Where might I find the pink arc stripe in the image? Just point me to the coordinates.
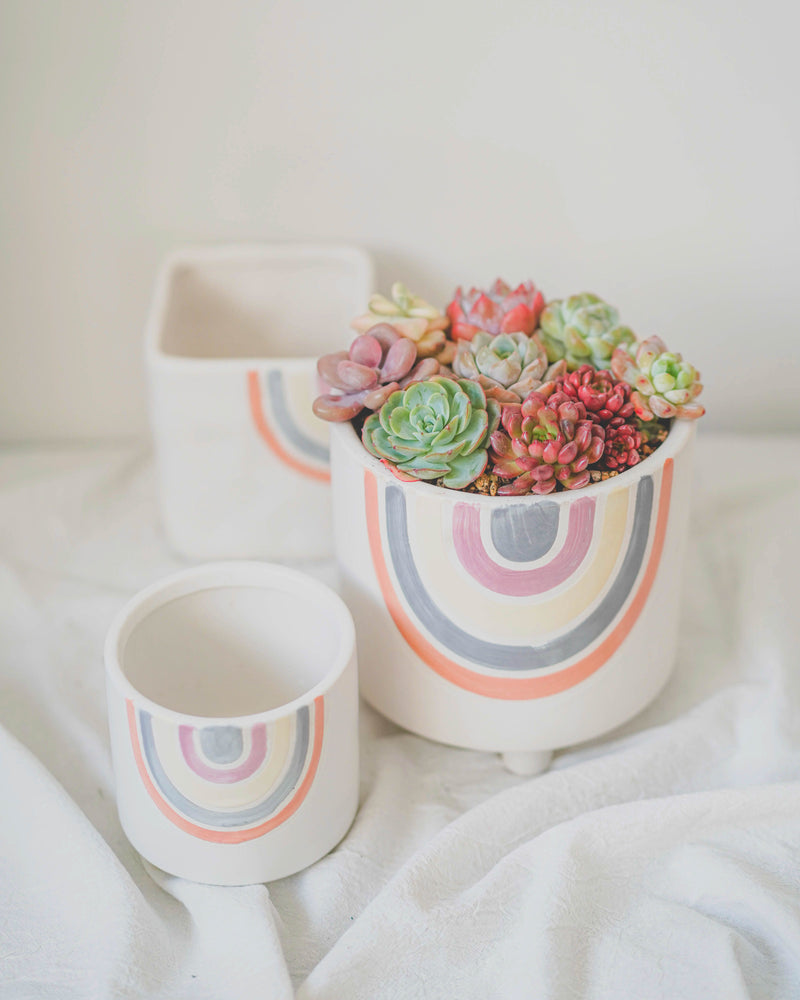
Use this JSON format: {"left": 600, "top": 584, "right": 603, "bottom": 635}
{"left": 453, "top": 496, "right": 596, "bottom": 596}
{"left": 179, "top": 725, "right": 268, "bottom": 783}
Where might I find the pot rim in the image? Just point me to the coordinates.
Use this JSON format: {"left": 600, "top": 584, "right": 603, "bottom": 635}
{"left": 144, "top": 242, "right": 374, "bottom": 370}
{"left": 331, "top": 415, "right": 695, "bottom": 507}
{"left": 104, "top": 561, "right": 356, "bottom": 726}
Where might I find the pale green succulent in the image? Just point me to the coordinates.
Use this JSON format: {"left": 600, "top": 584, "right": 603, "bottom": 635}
{"left": 362, "top": 376, "right": 500, "bottom": 489}
{"left": 539, "top": 293, "right": 636, "bottom": 371}
{"left": 452, "top": 332, "right": 566, "bottom": 402}
{"left": 611, "top": 336, "right": 705, "bottom": 420}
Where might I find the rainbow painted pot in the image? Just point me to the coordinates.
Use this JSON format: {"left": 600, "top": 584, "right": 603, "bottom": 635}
{"left": 331, "top": 419, "right": 695, "bottom": 773}
{"left": 105, "top": 562, "right": 359, "bottom": 884}
{"left": 146, "top": 244, "right": 374, "bottom": 560}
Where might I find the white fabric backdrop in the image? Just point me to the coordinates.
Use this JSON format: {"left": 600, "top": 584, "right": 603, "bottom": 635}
{"left": 1, "top": 434, "right": 799, "bottom": 999}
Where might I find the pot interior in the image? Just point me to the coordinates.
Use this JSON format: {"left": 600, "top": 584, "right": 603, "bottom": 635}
{"left": 120, "top": 582, "right": 342, "bottom": 717}
{"left": 160, "top": 255, "right": 359, "bottom": 359}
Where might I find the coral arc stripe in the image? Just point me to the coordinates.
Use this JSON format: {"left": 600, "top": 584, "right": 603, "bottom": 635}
{"left": 453, "top": 496, "right": 596, "bottom": 595}
{"left": 246, "top": 370, "right": 330, "bottom": 482}
{"left": 126, "top": 698, "right": 325, "bottom": 844}
{"left": 179, "top": 724, "right": 268, "bottom": 783}
{"left": 364, "top": 459, "right": 673, "bottom": 699}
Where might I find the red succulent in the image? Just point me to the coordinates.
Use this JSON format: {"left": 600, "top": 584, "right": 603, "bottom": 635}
{"left": 602, "top": 417, "right": 643, "bottom": 470}
{"left": 446, "top": 279, "right": 545, "bottom": 342}
{"left": 550, "top": 364, "right": 634, "bottom": 424}
{"left": 489, "top": 387, "right": 606, "bottom": 495}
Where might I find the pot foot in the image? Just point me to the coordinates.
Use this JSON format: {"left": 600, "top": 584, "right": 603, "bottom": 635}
{"left": 501, "top": 749, "right": 553, "bottom": 776}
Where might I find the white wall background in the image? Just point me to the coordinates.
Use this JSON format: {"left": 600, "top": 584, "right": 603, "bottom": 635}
{"left": 1, "top": 0, "right": 798, "bottom": 441}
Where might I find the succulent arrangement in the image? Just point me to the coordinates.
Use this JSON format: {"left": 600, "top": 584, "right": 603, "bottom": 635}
{"left": 315, "top": 281, "right": 705, "bottom": 494}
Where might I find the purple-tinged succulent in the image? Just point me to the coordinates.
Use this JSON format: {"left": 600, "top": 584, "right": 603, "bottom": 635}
{"left": 313, "top": 325, "right": 439, "bottom": 422}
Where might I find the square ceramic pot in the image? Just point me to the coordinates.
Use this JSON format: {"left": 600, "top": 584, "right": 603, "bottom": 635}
{"left": 331, "top": 419, "right": 696, "bottom": 774}
{"left": 146, "top": 244, "right": 374, "bottom": 560}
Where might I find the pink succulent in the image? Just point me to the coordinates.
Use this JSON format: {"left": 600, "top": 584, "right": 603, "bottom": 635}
{"left": 446, "top": 279, "right": 546, "bottom": 342}
{"left": 312, "top": 325, "right": 439, "bottom": 422}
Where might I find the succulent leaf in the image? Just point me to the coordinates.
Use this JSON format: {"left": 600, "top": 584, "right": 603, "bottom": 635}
{"left": 381, "top": 336, "right": 417, "bottom": 381}
{"left": 349, "top": 334, "right": 383, "bottom": 368}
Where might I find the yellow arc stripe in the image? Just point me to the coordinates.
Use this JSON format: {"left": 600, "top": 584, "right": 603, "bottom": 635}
{"left": 279, "top": 368, "right": 330, "bottom": 447}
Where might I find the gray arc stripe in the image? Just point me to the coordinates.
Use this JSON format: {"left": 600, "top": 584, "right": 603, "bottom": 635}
{"left": 266, "top": 370, "right": 330, "bottom": 463}
{"left": 140, "top": 706, "right": 309, "bottom": 828}
{"left": 490, "top": 501, "right": 561, "bottom": 562}
{"left": 385, "top": 476, "right": 654, "bottom": 671}
{"left": 200, "top": 726, "right": 243, "bottom": 764}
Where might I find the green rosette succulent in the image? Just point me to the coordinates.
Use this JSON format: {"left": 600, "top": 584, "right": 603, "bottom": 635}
{"left": 452, "top": 331, "right": 567, "bottom": 402}
{"left": 362, "top": 376, "right": 500, "bottom": 489}
{"left": 539, "top": 293, "right": 636, "bottom": 371}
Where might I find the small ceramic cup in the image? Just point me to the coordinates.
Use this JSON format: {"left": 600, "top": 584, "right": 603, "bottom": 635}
{"left": 104, "top": 562, "right": 358, "bottom": 885}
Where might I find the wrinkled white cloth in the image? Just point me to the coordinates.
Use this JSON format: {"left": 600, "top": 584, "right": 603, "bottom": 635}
{"left": 1, "top": 435, "right": 799, "bottom": 1000}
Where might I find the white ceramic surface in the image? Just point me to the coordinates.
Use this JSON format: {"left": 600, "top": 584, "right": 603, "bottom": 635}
{"left": 146, "top": 243, "right": 374, "bottom": 560}
{"left": 331, "top": 419, "right": 696, "bottom": 764}
{"left": 105, "top": 562, "right": 359, "bottom": 885}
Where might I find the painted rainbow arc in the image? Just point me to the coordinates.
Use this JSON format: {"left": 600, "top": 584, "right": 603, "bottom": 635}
{"left": 365, "top": 459, "right": 673, "bottom": 700}
{"left": 247, "top": 369, "right": 330, "bottom": 482}
{"left": 127, "top": 696, "right": 325, "bottom": 843}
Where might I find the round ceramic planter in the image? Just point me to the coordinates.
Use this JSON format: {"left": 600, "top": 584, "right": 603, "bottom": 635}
{"left": 331, "top": 419, "right": 695, "bottom": 774}
{"left": 105, "top": 562, "right": 359, "bottom": 884}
